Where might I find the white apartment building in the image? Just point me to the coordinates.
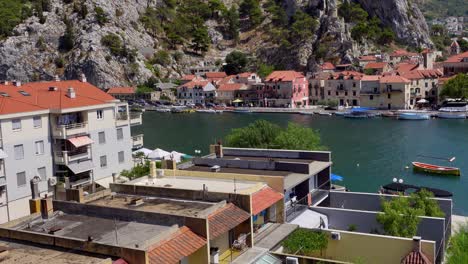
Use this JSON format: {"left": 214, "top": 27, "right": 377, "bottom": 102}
{"left": 176, "top": 80, "right": 217, "bottom": 105}
{"left": 0, "top": 77, "right": 142, "bottom": 223}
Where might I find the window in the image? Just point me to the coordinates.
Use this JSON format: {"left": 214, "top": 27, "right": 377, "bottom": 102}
{"left": 33, "top": 116, "right": 42, "bottom": 128}
{"left": 97, "top": 110, "right": 104, "bottom": 120}
{"left": 118, "top": 151, "right": 125, "bottom": 163}
{"left": 345, "top": 92, "right": 348, "bottom": 96}
{"left": 17, "top": 172, "right": 26, "bottom": 187}
{"left": 116, "top": 128, "right": 123, "bottom": 140}
{"left": 35, "top": 140, "right": 44, "bottom": 155}
{"left": 100, "top": 155, "right": 107, "bottom": 168}
{"left": 12, "top": 119, "right": 21, "bottom": 131}
{"left": 335, "top": 91, "right": 338, "bottom": 96}
{"left": 353, "top": 91, "right": 356, "bottom": 96}
{"left": 98, "top": 132, "right": 106, "bottom": 144}
{"left": 14, "top": 145, "right": 24, "bottom": 160}
{"left": 38, "top": 167, "right": 46, "bottom": 181}
{"left": 425, "top": 83, "right": 428, "bottom": 88}
{"left": 370, "top": 95, "right": 374, "bottom": 100}
{"left": 388, "top": 94, "right": 391, "bottom": 99}
{"left": 353, "top": 82, "right": 356, "bottom": 88}
{"left": 327, "top": 91, "right": 331, "bottom": 96}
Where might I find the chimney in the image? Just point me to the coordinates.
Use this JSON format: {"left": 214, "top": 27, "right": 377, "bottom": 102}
{"left": 162, "top": 159, "right": 177, "bottom": 170}
{"left": 13, "top": 80, "right": 21, "bottom": 87}
{"left": 412, "top": 236, "right": 422, "bottom": 252}
{"left": 54, "top": 75, "right": 60, "bottom": 82}
{"left": 149, "top": 161, "right": 157, "bottom": 178}
{"left": 66, "top": 87, "right": 76, "bottom": 98}
{"left": 80, "top": 74, "right": 87, "bottom": 83}
{"left": 40, "top": 197, "right": 53, "bottom": 219}
{"left": 30, "top": 177, "right": 40, "bottom": 199}
{"left": 214, "top": 143, "right": 223, "bottom": 158}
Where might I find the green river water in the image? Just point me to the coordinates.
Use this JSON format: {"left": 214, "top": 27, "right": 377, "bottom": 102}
{"left": 133, "top": 112, "right": 468, "bottom": 215}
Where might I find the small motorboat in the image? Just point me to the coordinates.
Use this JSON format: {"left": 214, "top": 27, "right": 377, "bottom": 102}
{"left": 155, "top": 108, "right": 171, "bottom": 113}
{"left": 412, "top": 161, "right": 460, "bottom": 176}
{"left": 398, "top": 112, "right": 430, "bottom": 120}
{"left": 196, "top": 109, "right": 217, "bottom": 114}
{"left": 232, "top": 109, "right": 252, "bottom": 114}
{"left": 334, "top": 111, "right": 346, "bottom": 116}
{"left": 381, "top": 111, "right": 396, "bottom": 118}
{"left": 299, "top": 111, "right": 314, "bottom": 115}
{"left": 318, "top": 112, "right": 332, "bottom": 116}
{"left": 437, "top": 111, "right": 466, "bottom": 119}
{"left": 344, "top": 111, "right": 376, "bottom": 119}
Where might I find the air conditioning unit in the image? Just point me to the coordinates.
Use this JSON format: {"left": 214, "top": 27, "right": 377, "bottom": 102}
{"left": 48, "top": 177, "right": 58, "bottom": 186}
{"left": 286, "top": 257, "right": 299, "bottom": 264}
{"left": 331, "top": 231, "right": 341, "bottom": 240}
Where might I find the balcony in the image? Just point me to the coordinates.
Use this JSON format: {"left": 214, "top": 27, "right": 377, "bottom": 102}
{"left": 132, "top": 134, "right": 144, "bottom": 149}
{"left": 55, "top": 149, "right": 91, "bottom": 165}
{"left": 53, "top": 122, "right": 88, "bottom": 138}
{"left": 130, "top": 112, "right": 142, "bottom": 126}
{"left": 115, "top": 112, "right": 129, "bottom": 126}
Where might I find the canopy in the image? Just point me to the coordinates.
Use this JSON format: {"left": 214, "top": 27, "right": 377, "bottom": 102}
{"left": 417, "top": 99, "right": 429, "bottom": 104}
{"left": 67, "top": 160, "right": 94, "bottom": 174}
{"left": 331, "top": 173, "right": 344, "bottom": 181}
{"left": 147, "top": 148, "right": 171, "bottom": 160}
{"left": 68, "top": 136, "right": 93, "bottom": 148}
{"left": 133, "top": 148, "right": 152, "bottom": 157}
{"left": 232, "top": 99, "right": 243, "bottom": 103}
{"left": 95, "top": 177, "right": 114, "bottom": 189}
{"left": 169, "top": 151, "right": 185, "bottom": 163}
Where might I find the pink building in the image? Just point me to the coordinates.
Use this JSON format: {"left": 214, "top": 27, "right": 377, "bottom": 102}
{"left": 261, "top": 71, "right": 309, "bottom": 108}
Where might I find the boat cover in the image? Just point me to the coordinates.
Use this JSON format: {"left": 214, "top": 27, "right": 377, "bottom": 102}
{"left": 382, "top": 183, "right": 452, "bottom": 197}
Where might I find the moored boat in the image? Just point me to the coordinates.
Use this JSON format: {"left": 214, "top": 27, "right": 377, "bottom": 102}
{"left": 196, "top": 109, "right": 217, "bottom": 114}
{"left": 398, "top": 112, "right": 430, "bottom": 120}
{"left": 344, "top": 111, "right": 376, "bottom": 119}
{"left": 299, "top": 111, "right": 314, "bottom": 115}
{"left": 437, "top": 111, "right": 466, "bottom": 119}
{"left": 412, "top": 161, "right": 460, "bottom": 176}
{"left": 232, "top": 109, "right": 252, "bottom": 114}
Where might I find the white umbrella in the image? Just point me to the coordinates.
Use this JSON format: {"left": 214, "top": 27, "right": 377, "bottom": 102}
{"left": 417, "top": 99, "right": 428, "bottom": 104}
{"left": 168, "top": 151, "right": 185, "bottom": 163}
{"left": 147, "top": 148, "right": 171, "bottom": 160}
{"left": 132, "top": 148, "right": 152, "bottom": 157}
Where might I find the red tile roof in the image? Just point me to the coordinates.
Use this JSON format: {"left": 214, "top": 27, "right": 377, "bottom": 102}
{"left": 395, "top": 63, "right": 419, "bottom": 74}
{"left": 107, "top": 87, "right": 135, "bottom": 95}
{"left": 401, "top": 250, "right": 432, "bottom": 264}
{"left": 380, "top": 75, "right": 410, "bottom": 84}
{"left": 266, "top": 71, "right": 305, "bottom": 82}
{"left": 401, "top": 69, "right": 443, "bottom": 80}
{"left": 444, "top": 51, "right": 468, "bottom": 63}
{"left": 251, "top": 186, "right": 283, "bottom": 215}
{"left": 0, "top": 80, "right": 116, "bottom": 115}
{"left": 182, "top": 74, "right": 196, "bottom": 81}
{"left": 362, "top": 75, "right": 381, "bottom": 81}
{"left": 205, "top": 72, "right": 227, "bottom": 78}
{"left": 208, "top": 203, "right": 250, "bottom": 239}
{"left": 321, "top": 62, "right": 336, "bottom": 70}
{"left": 179, "top": 80, "right": 211, "bottom": 89}
{"left": 330, "top": 71, "right": 364, "bottom": 80}
{"left": 237, "top": 72, "right": 253, "bottom": 78}
{"left": 218, "top": 83, "right": 246, "bottom": 91}
{"left": 364, "top": 62, "right": 388, "bottom": 70}
{"left": 390, "top": 49, "right": 418, "bottom": 57}
{"left": 148, "top": 226, "right": 206, "bottom": 264}
{"left": 450, "top": 40, "right": 459, "bottom": 48}
{"left": 359, "top": 55, "right": 377, "bottom": 61}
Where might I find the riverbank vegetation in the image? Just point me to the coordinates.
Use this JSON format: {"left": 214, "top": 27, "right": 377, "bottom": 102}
{"left": 377, "top": 189, "right": 445, "bottom": 238}
{"left": 225, "top": 120, "right": 326, "bottom": 151}
{"left": 446, "top": 223, "right": 468, "bottom": 264}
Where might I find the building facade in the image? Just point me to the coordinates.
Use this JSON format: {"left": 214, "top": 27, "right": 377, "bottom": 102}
{"left": 309, "top": 71, "right": 363, "bottom": 107}
{"left": 176, "top": 80, "right": 217, "bottom": 105}
{"left": 262, "top": 71, "right": 309, "bottom": 108}
{"left": 0, "top": 78, "right": 140, "bottom": 223}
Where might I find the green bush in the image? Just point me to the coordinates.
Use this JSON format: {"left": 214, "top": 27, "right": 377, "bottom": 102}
{"left": 282, "top": 229, "right": 328, "bottom": 256}
{"left": 120, "top": 161, "right": 150, "bottom": 180}
{"left": 153, "top": 50, "right": 171, "bottom": 66}
{"left": 101, "top": 33, "right": 123, "bottom": 56}
{"left": 447, "top": 223, "right": 468, "bottom": 264}
{"left": 95, "top": 6, "right": 108, "bottom": 25}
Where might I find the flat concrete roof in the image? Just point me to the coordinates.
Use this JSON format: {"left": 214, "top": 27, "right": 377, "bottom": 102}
{"left": 13, "top": 213, "right": 177, "bottom": 250}
{"left": 88, "top": 193, "right": 218, "bottom": 217}
{"left": 222, "top": 155, "right": 316, "bottom": 163}
{"left": 0, "top": 238, "right": 111, "bottom": 263}
{"left": 254, "top": 223, "right": 298, "bottom": 250}
{"left": 129, "top": 175, "right": 262, "bottom": 194}
{"left": 185, "top": 165, "right": 291, "bottom": 176}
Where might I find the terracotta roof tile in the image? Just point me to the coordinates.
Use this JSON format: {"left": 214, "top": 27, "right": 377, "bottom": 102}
{"left": 401, "top": 250, "right": 432, "bottom": 264}
{"left": 364, "top": 62, "right": 388, "bottom": 70}
{"left": 218, "top": 83, "right": 246, "bottom": 91}
{"left": 0, "top": 80, "right": 116, "bottom": 115}
{"left": 401, "top": 69, "right": 443, "bottom": 80}
{"left": 359, "top": 55, "right": 377, "bottom": 61}
{"left": 362, "top": 75, "right": 381, "bottom": 81}
{"left": 380, "top": 75, "right": 410, "bottom": 84}
{"left": 251, "top": 186, "right": 283, "bottom": 215}
{"left": 266, "top": 71, "right": 305, "bottom": 82}
{"left": 179, "top": 80, "right": 211, "bottom": 89}
{"left": 182, "top": 74, "right": 196, "bottom": 81}
{"left": 205, "top": 72, "right": 227, "bottom": 78}
{"left": 107, "top": 87, "right": 135, "bottom": 94}
{"left": 321, "top": 62, "right": 336, "bottom": 70}
{"left": 148, "top": 226, "right": 206, "bottom": 264}
{"left": 209, "top": 203, "right": 250, "bottom": 239}
{"left": 237, "top": 72, "right": 253, "bottom": 78}
{"left": 445, "top": 51, "right": 468, "bottom": 63}
{"left": 395, "top": 63, "right": 419, "bottom": 74}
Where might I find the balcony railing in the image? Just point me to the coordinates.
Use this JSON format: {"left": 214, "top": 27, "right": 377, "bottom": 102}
{"left": 53, "top": 122, "right": 88, "bottom": 138}
{"left": 115, "top": 112, "right": 129, "bottom": 126}
{"left": 132, "top": 134, "right": 144, "bottom": 149}
{"left": 130, "top": 112, "right": 143, "bottom": 126}
{"left": 55, "top": 150, "right": 91, "bottom": 165}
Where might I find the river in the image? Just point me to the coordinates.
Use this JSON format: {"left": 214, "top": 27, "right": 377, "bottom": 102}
{"left": 133, "top": 112, "right": 468, "bottom": 215}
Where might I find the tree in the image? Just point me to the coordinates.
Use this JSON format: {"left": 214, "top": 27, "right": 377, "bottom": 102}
{"left": 446, "top": 223, "right": 468, "bottom": 264}
{"left": 60, "top": 16, "right": 75, "bottom": 52}
{"left": 377, "top": 28, "right": 395, "bottom": 46}
{"left": 290, "top": 11, "right": 317, "bottom": 41}
{"left": 458, "top": 38, "right": 468, "bottom": 52}
{"left": 351, "top": 22, "right": 368, "bottom": 43}
{"left": 257, "top": 63, "right": 275, "bottom": 78}
{"left": 282, "top": 229, "right": 328, "bottom": 256}
{"left": 266, "top": 0, "right": 288, "bottom": 27}
{"left": 377, "top": 190, "right": 445, "bottom": 238}
{"left": 223, "top": 6, "right": 240, "bottom": 41}
{"left": 239, "top": 0, "right": 263, "bottom": 27}
{"left": 190, "top": 26, "right": 211, "bottom": 53}
{"left": 440, "top": 74, "right": 468, "bottom": 99}
{"left": 101, "top": 33, "right": 123, "bottom": 56}
{"left": 225, "top": 120, "right": 326, "bottom": 151}
{"left": 338, "top": 2, "right": 368, "bottom": 23}
{"left": 95, "top": 6, "right": 108, "bottom": 26}
{"left": 223, "top": 50, "right": 249, "bottom": 75}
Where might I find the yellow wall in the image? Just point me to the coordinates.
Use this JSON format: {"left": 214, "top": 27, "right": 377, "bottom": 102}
{"left": 187, "top": 245, "right": 209, "bottom": 264}
{"left": 276, "top": 230, "right": 435, "bottom": 264}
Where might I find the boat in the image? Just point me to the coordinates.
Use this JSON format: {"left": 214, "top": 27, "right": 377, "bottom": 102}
{"left": 215, "top": 110, "right": 224, "bottom": 114}
{"left": 196, "top": 109, "right": 217, "bottom": 114}
{"left": 318, "top": 112, "right": 332, "bottom": 116}
{"left": 232, "top": 109, "right": 252, "bottom": 114}
{"left": 380, "top": 182, "right": 453, "bottom": 197}
{"left": 343, "top": 111, "right": 376, "bottom": 119}
{"left": 381, "top": 111, "right": 396, "bottom": 118}
{"left": 299, "top": 111, "right": 314, "bottom": 115}
{"left": 412, "top": 162, "right": 460, "bottom": 176}
{"left": 437, "top": 111, "right": 466, "bottom": 119}
{"left": 398, "top": 112, "right": 430, "bottom": 120}
{"left": 333, "top": 111, "right": 346, "bottom": 116}
{"left": 155, "top": 108, "right": 171, "bottom": 113}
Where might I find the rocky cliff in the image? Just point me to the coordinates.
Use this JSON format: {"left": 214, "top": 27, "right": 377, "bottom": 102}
{"left": 0, "top": 0, "right": 433, "bottom": 89}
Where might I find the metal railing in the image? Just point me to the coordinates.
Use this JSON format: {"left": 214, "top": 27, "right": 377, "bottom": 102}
{"left": 57, "top": 122, "right": 87, "bottom": 130}
{"left": 116, "top": 113, "right": 129, "bottom": 120}
{"left": 285, "top": 195, "right": 310, "bottom": 222}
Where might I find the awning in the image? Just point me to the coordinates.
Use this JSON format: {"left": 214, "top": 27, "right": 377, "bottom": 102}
{"left": 331, "top": 174, "right": 344, "bottom": 181}
{"left": 67, "top": 160, "right": 94, "bottom": 174}
{"left": 252, "top": 186, "right": 284, "bottom": 215}
{"left": 209, "top": 203, "right": 250, "bottom": 239}
{"left": 68, "top": 136, "right": 94, "bottom": 148}
{"left": 0, "top": 149, "right": 8, "bottom": 159}
{"left": 95, "top": 177, "right": 114, "bottom": 189}
{"left": 233, "top": 99, "right": 243, "bottom": 103}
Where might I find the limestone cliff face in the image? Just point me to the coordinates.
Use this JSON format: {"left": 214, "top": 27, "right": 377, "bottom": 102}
{"left": 0, "top": 0, "right": 433, "bottom": 89}
{"left": 356, "top": 0, "right": 433, "bottom": 47}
